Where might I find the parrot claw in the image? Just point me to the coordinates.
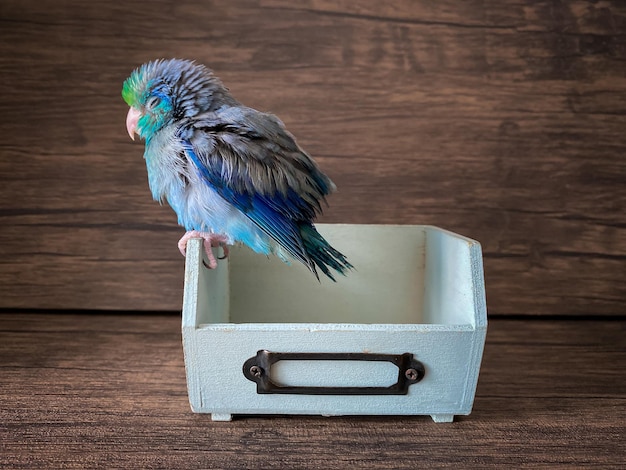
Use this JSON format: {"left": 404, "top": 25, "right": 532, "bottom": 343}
{"left": 218, "top": 245, "right": 230, "bottom": 260}
{"left": 178, "top": 230, "right": 230, "bottom": 269}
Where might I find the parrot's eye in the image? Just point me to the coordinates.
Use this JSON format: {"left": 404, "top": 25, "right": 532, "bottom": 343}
{"left": 146, "top": 96, "right": 161, "bottom": 109}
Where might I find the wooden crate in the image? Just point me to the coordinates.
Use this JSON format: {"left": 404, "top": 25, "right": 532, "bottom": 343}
{"left": 182, "top": 224, "right": 487, "bottom": 422}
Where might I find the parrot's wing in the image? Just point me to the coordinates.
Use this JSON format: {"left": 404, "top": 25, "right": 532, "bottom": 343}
{"left": 178, "top": 106, "right": 334, "bottom": 269}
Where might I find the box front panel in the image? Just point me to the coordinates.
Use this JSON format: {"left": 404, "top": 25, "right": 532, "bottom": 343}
{"left": 185, "top": 326, "right": 479, "bottom": 417}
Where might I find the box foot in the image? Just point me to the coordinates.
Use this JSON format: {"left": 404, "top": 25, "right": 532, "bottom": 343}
{"left": 431, "top": 414, "right": 454, "bottom": 423}
{"left": 211, "top": 413, "right": 232, "bottom": 422}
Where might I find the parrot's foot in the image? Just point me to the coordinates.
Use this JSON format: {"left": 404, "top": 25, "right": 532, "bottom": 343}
{"left": 178, "top": 231, "right": 230, "bottom": 269}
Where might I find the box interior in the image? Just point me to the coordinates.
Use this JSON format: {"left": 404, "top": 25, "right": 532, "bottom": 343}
{"left": 197, "top": 224, "right": 478, "bottom": 326}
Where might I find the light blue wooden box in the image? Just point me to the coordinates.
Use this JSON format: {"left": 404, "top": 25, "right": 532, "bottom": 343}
{"left": 182, "top": 224, "right": 487, "bottom": 423}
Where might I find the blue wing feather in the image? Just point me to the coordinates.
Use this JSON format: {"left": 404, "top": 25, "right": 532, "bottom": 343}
{"left": 177, "top": 105, "right": 350, "bottom": 278}
{"left": 181, "top": 137, "right": 315, "bottom": 270}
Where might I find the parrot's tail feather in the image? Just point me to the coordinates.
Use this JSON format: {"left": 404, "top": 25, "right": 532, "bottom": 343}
{"left": 299, "top": 224, "right": 353, "bottom": 282}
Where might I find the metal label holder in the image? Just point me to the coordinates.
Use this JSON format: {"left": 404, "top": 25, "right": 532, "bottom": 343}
{"left": 243, "top": 350, "right": 425, "bottom": 395}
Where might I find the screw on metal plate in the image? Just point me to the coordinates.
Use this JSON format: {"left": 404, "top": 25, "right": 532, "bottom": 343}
{"left": 405, "top": 368, "right": 420, "bottom": 381}
{"left": 242, "top": 350, "right": 425, "bottom": 395}
{"left": 249, "top": 365, "right": 263, "bottom": 378}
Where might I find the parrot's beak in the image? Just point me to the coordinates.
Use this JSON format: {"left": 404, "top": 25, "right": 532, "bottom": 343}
{"left": 126, "top": 107, "right": 141, "bottom": 141}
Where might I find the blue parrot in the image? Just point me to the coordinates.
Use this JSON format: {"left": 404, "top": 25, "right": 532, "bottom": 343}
{"left": 122, "top": 59, "right": 352, "bottom": 280}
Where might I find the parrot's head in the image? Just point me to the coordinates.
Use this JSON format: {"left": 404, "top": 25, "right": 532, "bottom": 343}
{"left": 122, "top": 58, "right": 230, "bottom": 141}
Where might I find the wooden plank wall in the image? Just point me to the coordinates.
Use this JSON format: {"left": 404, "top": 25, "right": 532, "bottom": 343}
{"left": 0, "top": 0, "right": 624, "bottom": 315}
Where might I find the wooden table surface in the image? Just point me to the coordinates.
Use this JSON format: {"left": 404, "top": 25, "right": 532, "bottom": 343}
{"left": 1, "top": 313, "right": 623, "bottom": 469}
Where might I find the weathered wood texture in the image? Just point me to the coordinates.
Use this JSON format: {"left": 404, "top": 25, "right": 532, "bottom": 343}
{"left": 0, "top": 313, "right": 624, "bottom": 468}
{"left": 0, "top": 1, "right": 624, "bottom": 314}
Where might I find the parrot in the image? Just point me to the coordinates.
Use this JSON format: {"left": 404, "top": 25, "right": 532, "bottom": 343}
{"left": 122, "top": 58, "right": 352, "bottom": 281}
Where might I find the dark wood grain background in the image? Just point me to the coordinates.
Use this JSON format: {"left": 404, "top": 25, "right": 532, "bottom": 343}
{"left": 0, "top": 0, "right": 624, "bottom": 315}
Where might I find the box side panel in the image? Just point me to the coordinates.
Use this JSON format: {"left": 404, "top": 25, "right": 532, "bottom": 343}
{"left": 470, "top": 242, "right": 488, "bottom": 328}
{"left": 182, "top": 238, "right": 230, "bottom": 411}
{"left": 423, "top": 228, "right": 479, "bottom": 326}
{"left": 182, "top": 238, "right": 203, "bottom": 329}
{"left": 182, "top": 326, "right": 203, "bottom": 411}
{"left": 182, "top": 239, "right": 229, "bottom": 326}
{"left": 465, "top": 241, "right": 487, "bottom": 407}
{"left": 187, "top": 327, "right": 479, "bottom": 417}
{"left": 461, "top": 324, "right": 487, "bottom": 412}
{"left": 460, "top": 240, "right": 487, "bottom": 410}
